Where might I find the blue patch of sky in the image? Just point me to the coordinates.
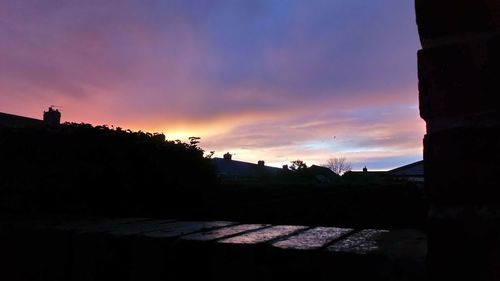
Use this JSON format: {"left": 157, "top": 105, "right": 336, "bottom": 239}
{"left": 353, "top": 154, "right": 422, "bottom": 171}
{"left": 299, "top": 139, "right": 385, "bottom": 153}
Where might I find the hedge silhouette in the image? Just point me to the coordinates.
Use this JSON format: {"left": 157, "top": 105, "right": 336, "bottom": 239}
{"left": 0, "top": 123, "right": 217, "bottom": 216}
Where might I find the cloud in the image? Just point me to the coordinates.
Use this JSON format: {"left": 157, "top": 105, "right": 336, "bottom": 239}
{"left": 0, "top": 0, "right": 422, "bottom": 169}
{"left": 200, "top": 95, "right": 424, "bottom": 169}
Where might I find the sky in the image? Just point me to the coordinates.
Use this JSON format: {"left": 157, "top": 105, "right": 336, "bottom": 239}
{"left": 0, "top": 0, "right": 424, "bottom": 170}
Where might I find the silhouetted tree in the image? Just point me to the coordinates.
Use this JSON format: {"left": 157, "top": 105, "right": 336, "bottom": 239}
{"left": 205, "top": 150, "right": 215, "bottom": 159}
{"left": 290, "top": 160, "right": 308, "bottom": 171}
{"left": 188, "top": 136, "right": 201, "bottom": 147}
{"left": 325, "top": 157, "right": 352, "bottom": 175}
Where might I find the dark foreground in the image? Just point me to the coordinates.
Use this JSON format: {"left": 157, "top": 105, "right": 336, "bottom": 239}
{"left": 0, "top": 216, "right": 426, "bottom": 281}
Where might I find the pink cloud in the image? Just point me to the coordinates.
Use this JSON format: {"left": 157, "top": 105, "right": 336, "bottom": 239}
{"left": 0, "top": 1, "right": 422, "bottom": 169}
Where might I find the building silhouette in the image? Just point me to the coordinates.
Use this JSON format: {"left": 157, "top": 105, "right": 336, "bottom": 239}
{"left": 0, "top": 107, "right": 61, "bottom": 128}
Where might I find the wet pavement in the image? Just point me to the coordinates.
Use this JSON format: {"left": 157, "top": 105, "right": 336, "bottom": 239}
{"left": 0, "top": 216, "right": 427, "bottom": 281}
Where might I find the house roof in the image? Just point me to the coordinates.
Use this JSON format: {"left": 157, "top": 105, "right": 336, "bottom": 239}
{"left": 388, "top": 160, "right": 424, "bottom": 176}
{"left": 211, "top": 158, "right": 281, "bottom": 178}
{"left": 0, "top": 112, "right": 43, "bottom": 128}
{"left": 344, "top": 171, "right": 387, "bottom": 175}
{"left": 308, "top": 165, "right": 338, "bottom": 176}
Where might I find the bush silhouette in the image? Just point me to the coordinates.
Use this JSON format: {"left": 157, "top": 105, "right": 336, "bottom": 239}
{"left": 0, "top": 123, "right": 217, "bottom": 216}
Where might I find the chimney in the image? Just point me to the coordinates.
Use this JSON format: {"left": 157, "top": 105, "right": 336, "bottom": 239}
{"left": 223, "top": 152, "right": 232, "bottom": 160}
{"left": 258, "top": 160, "right": 265, "bottom": 166}
{"left": 43, "top": 106, "right": 61, "bottom": 127}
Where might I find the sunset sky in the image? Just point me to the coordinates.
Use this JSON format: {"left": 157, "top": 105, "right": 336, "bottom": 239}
{"left": 0, "top": 0, "right": 424, "bottom": 170}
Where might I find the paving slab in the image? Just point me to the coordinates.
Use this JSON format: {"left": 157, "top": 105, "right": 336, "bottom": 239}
{"left": 144, "top": 221, "right": 235, "bottom": 238}
{"left": 321, "top": 229, "right": 427, "bottom": 281}
{"left": 219, "top": 225, "right": 309, "bottom": 244}
{"left": 181, "top": 224, "right": 270, "bottom": 241}
{"left": 131, "top": 221, "right": 239, "bottom": 281}
{"left": 0, "top": 217, "right": 427, "bottom": 281}
{"left": 55, "top": 217, "right": 154, "bottom": 232}
{"left": 326, "top": 229, "right": 427, "bottom": 259}
{"left": 106, "top": 219, "right": 177, "bottom": 236}
{"left": 272, "top": 226, "right": 354, "bottom": 250}
{"left": 69, "top": 218, "right": 156, "bottom": 234}
{"left": 327, "top": 229, "right": 390, "bottom": 254}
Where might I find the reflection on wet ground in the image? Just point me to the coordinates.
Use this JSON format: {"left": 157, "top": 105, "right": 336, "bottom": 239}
{"left": 181, "top": 223, "right": 270, "bottom": 241}
{"left": 273, "top": 226, "right": 354, "bottom": 250}
{"left": 219, "top": 225, "right": 308, "bottom": 244}
{"left": 0, "top": 217, "right": 427, "bottom": 280}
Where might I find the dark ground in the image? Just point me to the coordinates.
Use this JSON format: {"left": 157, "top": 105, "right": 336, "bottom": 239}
{"left": 0, "top": 124, "right": 427, "bottom": 230}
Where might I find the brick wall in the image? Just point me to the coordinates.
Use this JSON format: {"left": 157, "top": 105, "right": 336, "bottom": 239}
{"left": 416, "top": 1, "right": 500, "bottom": 280}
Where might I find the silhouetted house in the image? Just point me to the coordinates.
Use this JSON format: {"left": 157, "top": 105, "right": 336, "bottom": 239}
{"left": 308, "top": 165, "right": 340, "bottom": 184}
{"left": 0, "top": 107, "right": 61, "bottom": 128}
{"left": 43, "top": 107, "right": 61, "bottom": 127}
{"left": 343, "top": 161, "right": 424, "bottom": 183}
{"left": 211, "top": 153, "right": 281, "bottom": 184}
{"left": 343, "top": 168, "right": 388, "bottom": 182}
{"left": 0, "top": 112, "right": 43, "bottom": 128}
{"left": 388, "top": 160, "right": 424, "bottom": 182}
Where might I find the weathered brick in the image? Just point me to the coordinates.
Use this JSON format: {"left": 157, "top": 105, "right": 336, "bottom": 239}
{"left": 418, "top": 36, "right": 500, "bottom": 120}
{"left": 416, "top": 0, "right": 497, "bottom": 47}
{"left": 429, "top": 205, "right": 500, "bottom": 229}
{"left": 427, "top": 215, "right": 500, "bottom": 280}
{"left": 417, "top": 2, "right": 500, "bottom": 280}
{"left": 486, "top": 0, "right": 500, "bottom": 29}
{"left": 424, "top": 127, "right": 500, "bottom": 204}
